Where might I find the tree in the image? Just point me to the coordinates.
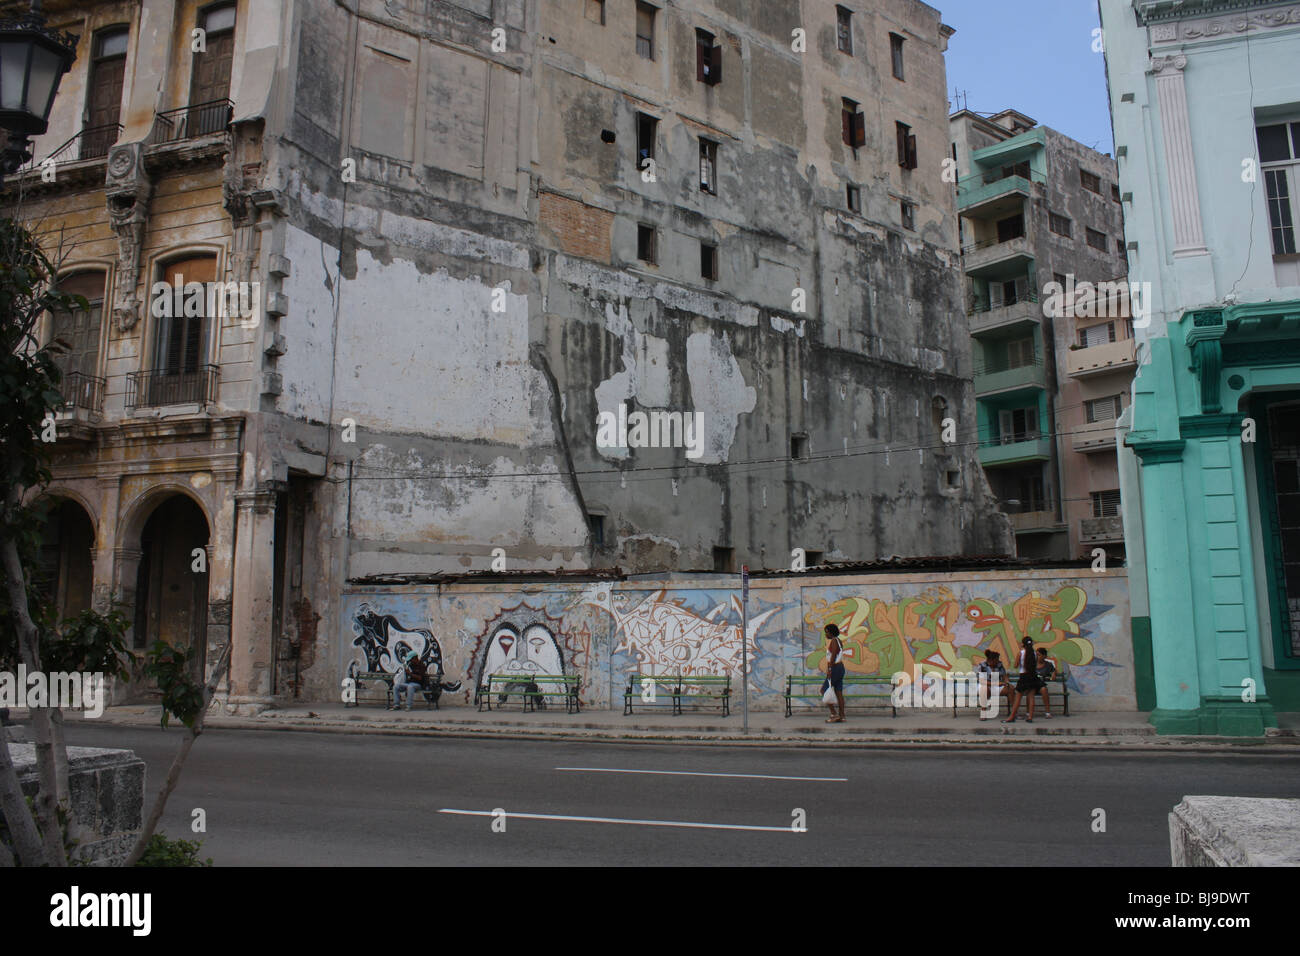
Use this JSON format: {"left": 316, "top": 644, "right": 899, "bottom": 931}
{"left": 0, "top": 217, "right": 229, "bottom": 866}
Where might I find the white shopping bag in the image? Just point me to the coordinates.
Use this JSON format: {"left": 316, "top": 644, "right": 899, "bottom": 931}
{"left": 822, "top": 684, "right": 836, "bottom": 705}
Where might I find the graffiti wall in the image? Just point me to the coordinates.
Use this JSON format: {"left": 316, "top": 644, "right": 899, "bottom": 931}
{"left": 339, "top": 569, "right": 1134, "bottom": 710}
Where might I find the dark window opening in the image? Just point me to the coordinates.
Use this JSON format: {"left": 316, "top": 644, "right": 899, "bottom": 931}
{"left": 713, "top": 547, "right": 735, "bottom": 573}
{"left": 1086, "top": 227, "right": 1108, "bottom": 251}
{"left": 636, "top": 111, "right": 657, "bottom": 169}
{"left": 1049, "top": 212, "right": 1072, "bottom": 237}
{"left": 896, "top": 121, "right": 917, "bottom": 169}
{"left": 588, "top": 513, "right": 606, "bottom": 547}
{"left": 791, "top": 433, "right": 809, "bottom": 460}
{"left": 842, "top": 98, "right": 865, "bottom": 149}
{"left": 846, "top": 183, "right": 861, "bottom": 213}
{"left": 1080, "top": 169, "right": 1102, "bottom": 194}
{"left": 700, "top": 242, "right": 718, "bottom": 280}
{"left": 805, "top": 550, "right": 824, "bottom": 568}
{"left": 699, "top": 138, "right": 717, "bottom": 193}
{"left": 900, "top": 199, "right": 915, "bottom": 230}
{"left": 696, "top": 29, "right": 722, "bottom": 85}
{"left": 637, "top": 224, "right": 657, "bottom": 264}
{"left": 997, "top": 213, "right": 1025, "bottom": 243}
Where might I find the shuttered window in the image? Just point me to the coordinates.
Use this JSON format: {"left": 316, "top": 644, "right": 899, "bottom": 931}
{"left": 153, "top": 256, "right": 217, "bottom": 374}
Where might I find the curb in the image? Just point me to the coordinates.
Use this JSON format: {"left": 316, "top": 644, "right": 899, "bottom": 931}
{"left": 78, "top": 712, "right": 1300, "bottom": 756}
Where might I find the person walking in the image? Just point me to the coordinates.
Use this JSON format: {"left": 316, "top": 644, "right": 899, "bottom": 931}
{"left": 1003, "top": 637, "right": 1043, "bottom": 723}
{"left": 822, "top": 623, "right": 846, "bottom": 723}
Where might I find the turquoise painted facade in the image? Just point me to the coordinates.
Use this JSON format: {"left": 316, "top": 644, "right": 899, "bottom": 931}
{"left": 1099, "top": 0, "right": 1300, "bottom": 734}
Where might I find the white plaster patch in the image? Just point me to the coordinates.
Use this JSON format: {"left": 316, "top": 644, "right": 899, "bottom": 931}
{"left": 592, "top": 302, "right": 673, "bottom": 460}
{"left": 686, "top": 331, "right": 757, "bottom": 464}
{"left": 770, "top": 313, "right": 806, "bottom": 337}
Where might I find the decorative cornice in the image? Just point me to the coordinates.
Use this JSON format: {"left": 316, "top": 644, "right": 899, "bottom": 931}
{"left": 1180, "top": 413, "right": 1245, "bottom": 438}
{"left": 1127, "top": 438, "right": 1187, "bottom": 464}
{"left": 1143, "top": 1, "right": 1300, "bottom": 42}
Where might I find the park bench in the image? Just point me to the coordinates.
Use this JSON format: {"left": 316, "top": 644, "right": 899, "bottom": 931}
{"left": 623, "top": 673, "right": 679, "bottom": 715}
{"left": 784, "top": 674, "right": 897, "bottom": 717}
{"left": 476, "top": 673, "right": 581, "bottom": 714}
{"left": 346, "top": 670, "right": 441, "bottom": 710}
{"left": 669, "top": 674, "right": 731, "bottom": 716}
{"left": 949, "top": 664, "right": 1071, "bottom": 717}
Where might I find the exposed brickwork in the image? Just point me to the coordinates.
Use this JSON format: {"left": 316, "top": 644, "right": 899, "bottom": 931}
{"left": 539, "top": 192, "right": 613, "bottom": 263}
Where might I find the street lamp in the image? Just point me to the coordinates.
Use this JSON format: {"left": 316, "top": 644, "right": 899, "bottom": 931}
{"left": 0, "top": 1, "right": 78, "bottom": 174}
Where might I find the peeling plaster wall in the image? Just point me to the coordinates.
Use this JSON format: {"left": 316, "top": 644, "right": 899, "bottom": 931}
{"left": 265, "top": 0, "right": 1014, "bottom": 698}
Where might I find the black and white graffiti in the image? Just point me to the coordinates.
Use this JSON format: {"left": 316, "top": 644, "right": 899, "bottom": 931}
{"left": 349, "top": 603, "right": 462, "bottom": 697}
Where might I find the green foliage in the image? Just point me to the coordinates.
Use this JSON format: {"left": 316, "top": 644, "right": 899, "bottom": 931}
{"left": 133, "top": 832, "right": 212, "bottom": 867}
{"left": 144, "top": 641, "right": 204, "bottom": 730}
{"left": 43, "top": 607, "right": 132, "bottom": 680}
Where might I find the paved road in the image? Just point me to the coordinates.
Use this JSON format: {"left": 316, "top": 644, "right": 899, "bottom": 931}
{"left": 63, "top": 724, "right": 1300, "bottom": 866}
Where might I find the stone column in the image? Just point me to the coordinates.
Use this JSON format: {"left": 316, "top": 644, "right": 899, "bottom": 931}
{"left": 1150, "top": 55, "right": 1208, "bottom": 258}
{"left": 226, "top": 488, "right": 277, "bottom": 712}
{"left": 92, "top": 476, "right": 122, "bottom": 614}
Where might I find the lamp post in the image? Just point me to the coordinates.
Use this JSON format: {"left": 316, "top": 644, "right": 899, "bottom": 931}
{"left": 0, "top": 0, "right": 78, "bottom": 176}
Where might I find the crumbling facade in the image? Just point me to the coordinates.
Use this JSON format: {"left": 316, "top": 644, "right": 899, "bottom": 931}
{"left": 11, "top": 0, "right": 1010, "bottom": 709}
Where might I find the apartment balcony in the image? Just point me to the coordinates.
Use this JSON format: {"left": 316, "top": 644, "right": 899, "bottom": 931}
{"left": 148, "top": 100, "right": 233, "bottom": 145}
{"left": 1009, "top": 510, "right": 1066, "bottom": 535}
{"left": 962, "top": 234, "right": 1035, "bottom": 280}
{"left": 968, "top": 296, "right": 1041, "bottom": 337}
{"left": 126, "top": 366, "right": 220, "bottom": 409}
{"left": 41, "top": 123, "right": 122, "bottom": 164}
{"left": 974, "top": 358, "right": 1047, "bottom": 397}
{"left": 956, "top": 168, "right": 1046, "bottom": 220}
{"left": 978, "top": 435, "right": 1053, "bottom": 468}
{"left": 1066, "top": 338, "right": 1137, "bottom": 378}
{"left": 52, "top": 372, "right": 106, "bottom": 440}
{"left": 1081, "top": 515, "right": 1125, "bottom": 545}
{"left": 1072, "top": 419, "right": 1119, "bottom": 454}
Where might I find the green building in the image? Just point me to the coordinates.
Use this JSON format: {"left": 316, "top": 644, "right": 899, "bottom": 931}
{"left": 1100, "top": 0, "right": 1300, "bottom": 734}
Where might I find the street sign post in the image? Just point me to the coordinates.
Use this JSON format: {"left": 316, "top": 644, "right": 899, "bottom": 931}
{"left": 741, "top": 565, "right": 749, "bottom": 734}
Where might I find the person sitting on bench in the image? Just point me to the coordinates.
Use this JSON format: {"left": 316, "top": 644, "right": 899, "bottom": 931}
{"left": 391, "top": 650, "right": 428, "bottom": 711}
{"left": 975, "top": 648, "right": 1009, "bottom": 719}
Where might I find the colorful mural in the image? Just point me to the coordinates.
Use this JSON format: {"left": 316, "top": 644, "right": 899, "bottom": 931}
{"left": 802, "top": 585, "right": 1095, "bottom": 677}
{"left": 337, "top": 570, "right": 1134, "bottom": 711}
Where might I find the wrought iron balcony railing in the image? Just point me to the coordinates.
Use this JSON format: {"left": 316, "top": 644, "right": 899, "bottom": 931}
{"left": 126, "top": 366, "right": 219, "bottom": 409}
{"left": 56, "top": 372, "right": 106, "bottom": 413}
{"left": 41, "top": 123, "right": 122, "bottom": 164}
{"left": 149, "top": 99, "right": 233, "bottom": 145}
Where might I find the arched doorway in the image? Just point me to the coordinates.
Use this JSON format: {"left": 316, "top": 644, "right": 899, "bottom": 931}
{"left": 134, "top": 495, "right": 210, "bottom": 681}
{"left": 35, "top": 498, "right": 95, "bottom": 622}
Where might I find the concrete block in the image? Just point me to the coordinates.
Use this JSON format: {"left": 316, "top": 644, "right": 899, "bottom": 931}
{"left": 4, "top": 743, "right": 145, "bottom": 866}
{"left": 1170, "top": 796, "right": 1300, "bottom": 866}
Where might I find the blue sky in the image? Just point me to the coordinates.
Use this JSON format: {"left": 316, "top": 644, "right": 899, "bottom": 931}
{"left": 937, "top": 0, "right": 1116, "bottom": 155}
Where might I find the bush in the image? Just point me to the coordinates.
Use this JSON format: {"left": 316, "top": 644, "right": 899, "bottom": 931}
{"left": 133, "top": 832, "right": 213, "bottom": 867}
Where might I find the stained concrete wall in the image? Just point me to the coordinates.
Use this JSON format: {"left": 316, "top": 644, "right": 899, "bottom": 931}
{"left": 337, "top": 567, "right": 1135, "bottom": 712}
{"left": 268, "top": 0, "right": 1011, "bottom": 604}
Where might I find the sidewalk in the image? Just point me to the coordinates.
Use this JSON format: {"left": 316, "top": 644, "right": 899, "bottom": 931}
{"left": 50, "top": 700, "right": 1300, "bottom": 753}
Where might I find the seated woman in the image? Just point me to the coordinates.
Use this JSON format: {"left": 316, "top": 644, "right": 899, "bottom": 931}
{"left": 1036, "top": 646, "right": 1056, "bottom": 719}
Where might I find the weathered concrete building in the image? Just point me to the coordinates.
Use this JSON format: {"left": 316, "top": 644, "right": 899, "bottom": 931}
{"left": 10, "top": 0, "right": 1010, "bottom": 709}
{"left": 950, "top": 109, "right": 1129, "bottom": 560}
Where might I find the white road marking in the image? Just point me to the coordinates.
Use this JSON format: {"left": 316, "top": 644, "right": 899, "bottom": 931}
{"left": 439, "top": 809, "right": 798, "bottom": 832}
{"left": 554, "top": 767, "right": 847, "bottom": 782}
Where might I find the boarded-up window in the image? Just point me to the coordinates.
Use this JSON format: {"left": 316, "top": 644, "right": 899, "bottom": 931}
{"left": 154, "top": 256, "right": 217, "bottom": 374}
{"left": 636, "top": 2, "right": 656, "bottom": 59}
{"left": 842, "top": 98, "right": 864, "bottom": 149}
{"left": 836, "top": 6, "right": 853, "bottom": 54}
{"left": 355, "top": 23, "right": 418, "bottom": 162}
